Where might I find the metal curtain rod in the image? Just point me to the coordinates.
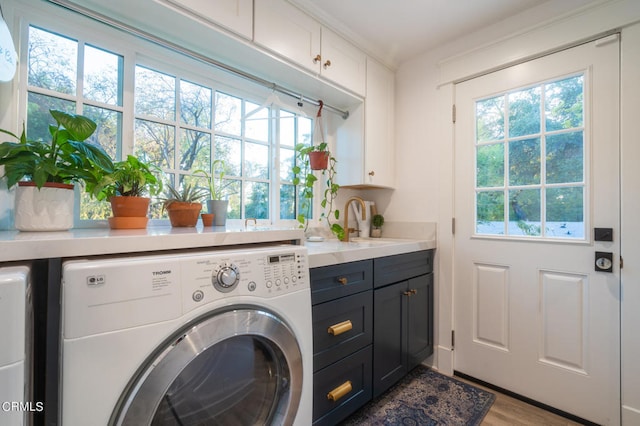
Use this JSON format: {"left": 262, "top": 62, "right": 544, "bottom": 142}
{"left": 46, "top": 0, "right": 350, "bottom": 119}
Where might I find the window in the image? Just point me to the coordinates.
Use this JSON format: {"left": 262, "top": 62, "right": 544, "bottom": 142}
{"left": 475, "top": 74, "right": 585, "bottom": 239}
{"left": 24, "top": 25, "right": 312, "bottom": 225}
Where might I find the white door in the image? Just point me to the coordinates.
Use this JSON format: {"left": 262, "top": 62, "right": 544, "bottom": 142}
{"left": 454, "top": 36, "right": 620, "bottom": 425}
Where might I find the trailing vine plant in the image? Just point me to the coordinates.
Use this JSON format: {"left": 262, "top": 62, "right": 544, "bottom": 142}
{"left": 292, "top": 142, "right": 344, "bottom": 240}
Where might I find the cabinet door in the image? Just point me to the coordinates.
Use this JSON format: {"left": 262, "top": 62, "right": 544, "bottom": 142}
{"left": 164, "top": 0, "right": 253, "bottom": 38}
{"left": 372, "top": 281, "right": 407, "bottom": 398}
{"left": 254, "top": 0, "right": 321, "bottom": 73}
{"left": 320, "top": 28, "right": 366, "bottom": 96}
{"left": 407, "top": 274, "right": 434, "bottom": 370}
{"left": 364, "top": 58, "right": 395, "bottom": 187}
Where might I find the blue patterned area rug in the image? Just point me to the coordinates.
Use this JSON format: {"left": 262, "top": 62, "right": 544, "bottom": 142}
{"left": 341, "top": 366, "right": 495, "bottom": 425}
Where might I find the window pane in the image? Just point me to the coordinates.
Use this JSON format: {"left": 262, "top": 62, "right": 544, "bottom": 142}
{"left": 298, "top": 117, "right": 312, "bottom": 146}
{"left": 27, "top": 93, "right": 75, "bottom": 141}
{"left": 545, "top": 75, "right": 583, "bottom": 131}
{"left": 546, "top": 131, "right": 583, "bottom": 184}
{"left": 80, "top": 192, "right": 111, "bottom": 220}
{"left": 546, "top": 187, "right": 584, "bottom": 239}
{"left": 281, "top": 111, "right": 295, "bottom": 147}
{"left": 508, "top": 87, "right": 540, "bottom": 138}
{"left": 245, "top": 142, "right": 269, "bottom": 179}
{"left": 245, "top": 101, "right": 269, "bottom": 141}
{"left": 476, "top": 191, "right": 504, "bottom": 235}
{"left": 215, "top": 92, "right": 241, "bottom": 135}
{"left": 28, "top": 27, "right": 77, "bottom": 95}
{"left": 134, "top": 119, "right": 175, "bottom": 168}
{"left": 509, "top": 189, "right": 541, "bottom": 236}
{"left": 215, "top": 136, "right": 241, "bottom": 176}
{"left": 135, "top": 66, "right": 175, "bottom": 120}
{"left": 84, "top": 105, "right": 121, "bottom": 159}
{"left": 476, "top": 96, "right": 504, "bottom": 142}
{"left": 509, "top": 138, "right": 540, "bottom": 186}
{"left": 180, "top": 130, "right": 210, "bottom": 172}
{"left": 280, "top": 184, "right": 295, "bottom": 219}
{"left": 226, "top": 179, "right": 241, "bottom": 218}
{"left": 244, "top": 181, "right": 269, "bottom": 219}
{"left": 476, "top": 143, "right": 504, "bottom": 188}
{"left": 84, "top": 45, "right": 122, "bottom": 105}
{"left": 180, "top": 80, "right": 211, "bottom": 129}
{"left": 280, "top": 147, "right": 295, "bottom": 181}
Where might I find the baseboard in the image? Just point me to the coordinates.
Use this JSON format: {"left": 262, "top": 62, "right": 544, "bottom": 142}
{"left": 454, "top": 371, "right": 600, "bottom": 426}
{"left": 435, "top": 346, "right": 453, "bottom": 375}
{"left": 623, "top": 405, "right": 640, "bottom": 425}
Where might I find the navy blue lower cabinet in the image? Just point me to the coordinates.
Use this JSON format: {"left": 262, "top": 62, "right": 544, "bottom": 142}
{"left": 373, "top": 250, "right": 434, "bottom": 398}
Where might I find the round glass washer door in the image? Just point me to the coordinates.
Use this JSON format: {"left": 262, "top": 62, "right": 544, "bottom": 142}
{"left": 110, "top": 308, "right": 303, "bottom": 426}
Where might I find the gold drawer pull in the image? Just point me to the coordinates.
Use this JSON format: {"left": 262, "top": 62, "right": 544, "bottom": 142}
{"left": 327, "top": 381, "right": 352, "bottom": 402}
{"left": 328, "top": 320, "right": 353, "bottom": 336}
{"left": 337, "top": 277, "right": 348, "bottom": 285}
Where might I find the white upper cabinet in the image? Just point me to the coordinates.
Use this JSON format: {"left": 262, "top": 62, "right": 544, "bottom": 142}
{"left": 337, "top": 57, "right": 395, "bottom": 188}
{"left": 254, "top": 0, "right": 366, "bottom": 96}
{"left": 364, "top": 57, "right": 395, "bottom": 188}
{"left": 159, "top": 0, "right": 253, "bottom": 39}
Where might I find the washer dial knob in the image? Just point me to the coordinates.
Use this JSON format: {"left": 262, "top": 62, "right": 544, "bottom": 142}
{"left": 212, "top": 264, "right": 240, "bottom": 292}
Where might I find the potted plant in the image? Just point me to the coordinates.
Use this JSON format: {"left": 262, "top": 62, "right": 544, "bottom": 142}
{"left": 371, "top": 214, "right": 384, "bottom": 238}
{"left": 0, "top": 109, "right": 114, "bottom": 231}
{"left": 194, "top": 159, "right": 230, "bottom": 226}
{"left": 293, "top": 143, "right": 344, "bottom": 240}
{"left": 88, "top": 155, "right": 162, "bottom": 229}
{"left": 160, "top": 182, "right": 207, "bottom": 227}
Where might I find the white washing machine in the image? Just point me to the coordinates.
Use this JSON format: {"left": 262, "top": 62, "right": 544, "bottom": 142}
{"left": 60, "top": 244, "right": 312, "bottom": 426}
{"left": 0, "top": 266, "right": 29, "bottom": 426}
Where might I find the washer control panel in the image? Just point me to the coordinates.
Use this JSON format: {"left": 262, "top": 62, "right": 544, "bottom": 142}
{"left": 180, "top": 246, "right": 309, "bottom": 312}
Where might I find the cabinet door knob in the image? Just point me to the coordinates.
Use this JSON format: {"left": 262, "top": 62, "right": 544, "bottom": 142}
{"left": 323, "top": 59, "right": 332, "bottom": 69}
{"left": 337, "top": 277, "right": 348, "bottom": 285}
{"left": 328, "top": 320, "right": 353, "bottom": 336}
{"left": 403, "top": 291, "right": 412, "bottom": 296}
{"left": 313, "top": 54, "right": 322, "bottom": 64}
{"left": 368, "top": 170, "right": 375, "bottom": 176}
{"left": 327, "top": 381, "right": 352, "bottom": 402}
{"left": 411, "top": 289, "right": 418, "bottom": 295}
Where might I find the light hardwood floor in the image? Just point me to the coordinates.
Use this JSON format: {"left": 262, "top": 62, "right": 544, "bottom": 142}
{"left": 455, "top": 377, "right": 585, "bottom": 425}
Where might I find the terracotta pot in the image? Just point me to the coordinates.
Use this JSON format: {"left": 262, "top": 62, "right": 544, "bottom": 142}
{"left": 309, "top": 151, "right": 329, "bottom": 170}
{"left": 15, "top": 182, "right": 75, "bottom": 231}
{"left": 110, "top": 196, "right": 150, "bottom": 217}
{"left": 108, "top": 216, "right": 149, "bottom": 229}
{"left": 201, "top": 213, "right": 214, "bottom": 227}
{"left": 167, "top": 202, "right": 202, "bottom": 227}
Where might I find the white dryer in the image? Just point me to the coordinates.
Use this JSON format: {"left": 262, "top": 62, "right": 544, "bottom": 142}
{"left": 60, "top": 244, "right": 312, "bottom": 425}
{"left": 0, "top": 266, "right": 29, "bottom": 426}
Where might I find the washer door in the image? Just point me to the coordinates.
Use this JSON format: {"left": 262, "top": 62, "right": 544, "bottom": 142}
{"left": 111, "top": 309, "right": 303, "bottom": 426}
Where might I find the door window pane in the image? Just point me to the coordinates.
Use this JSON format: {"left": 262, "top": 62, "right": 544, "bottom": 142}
{"left": 477, "top": 144, "right": 504, "bottom": 188}
{"left": 508, "top": 87, "right": 540, "bottom": 138}
{"left": 546, "top": 131, "right": 583, "bottom": 184}
{"left": 509, "top": 138, "right": 540, "bottom": 186}
{"left": 476, "top": 191, "right": 504, "bottom": 235}
{"left": 545, "top": 76, "right": 584, "bottom": 131}
{"left": 509, "top": 189, "right": 541, "bottom": 236}
{"left": 476, "top": 96, "right": 504, "bottom": 142}
{"left": 546, "top": 187, "right": 584, "bottom": 238}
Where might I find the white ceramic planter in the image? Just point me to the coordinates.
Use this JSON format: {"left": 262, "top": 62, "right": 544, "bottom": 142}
{"left": 14, "top": 182, "right": 75, "bottom": 231}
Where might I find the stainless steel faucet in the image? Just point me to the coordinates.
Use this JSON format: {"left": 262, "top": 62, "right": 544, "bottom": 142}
{"left": 341, "top": 196, "right": 367, "bottom": 242}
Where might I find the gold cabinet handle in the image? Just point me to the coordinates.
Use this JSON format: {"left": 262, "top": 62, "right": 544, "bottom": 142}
{"left": 337, "top": 277, "right": 348, "bottom": 285}
{"left": 313, "top": 54, "right": 322, "bottom": 64}
{"left": 404, "top": 289, "right": 418, "bottom": 296}
{"left": 328, "top": 320, "right": 353, "bottom": 336}
{"left": 411, "top": 289, "right": 418, "bottom": 295}
{"left": 327, "top": 381, "right": 352, "bottom": 402}
{"left": 368, "top": 170, "right": 375, "bottom": 176}
{"left": 323, "top": 59, "right": 332, "bottom": 69}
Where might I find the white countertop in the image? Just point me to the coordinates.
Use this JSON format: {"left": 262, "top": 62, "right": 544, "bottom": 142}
{"left": 0, "top": 226, "right": 305, "bottom": 262}
{"left": 0, "top": 226, "right": 436, "bottom": 266}
{"left": 304, "top": 237, "right": 436, "bottom": 268}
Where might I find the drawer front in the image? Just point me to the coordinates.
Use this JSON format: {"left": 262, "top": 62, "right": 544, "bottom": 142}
{"left": 374, "top": 249, "right": 434, "bottom": 288}
{"left": 313, "top": 291, "right": 373, "bottom": 371}
{"left": 311, "top": 260, "right": 373, "bottom": 304}
{"left": 313, "top": 345, "right": 372, "bottom": 425}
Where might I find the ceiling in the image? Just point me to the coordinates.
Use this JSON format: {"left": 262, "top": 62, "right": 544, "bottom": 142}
{"left": 289, "top": 0, "right": 599, "bottom": 67}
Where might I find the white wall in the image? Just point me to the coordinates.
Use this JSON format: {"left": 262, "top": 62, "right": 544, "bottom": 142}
{"left": 391, "top": 0, "right": 640, "bottom": 381}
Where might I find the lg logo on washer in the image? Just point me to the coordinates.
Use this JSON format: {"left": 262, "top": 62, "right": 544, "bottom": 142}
{"left": 86, "top": 275, "right": 105, "bottom": 286}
